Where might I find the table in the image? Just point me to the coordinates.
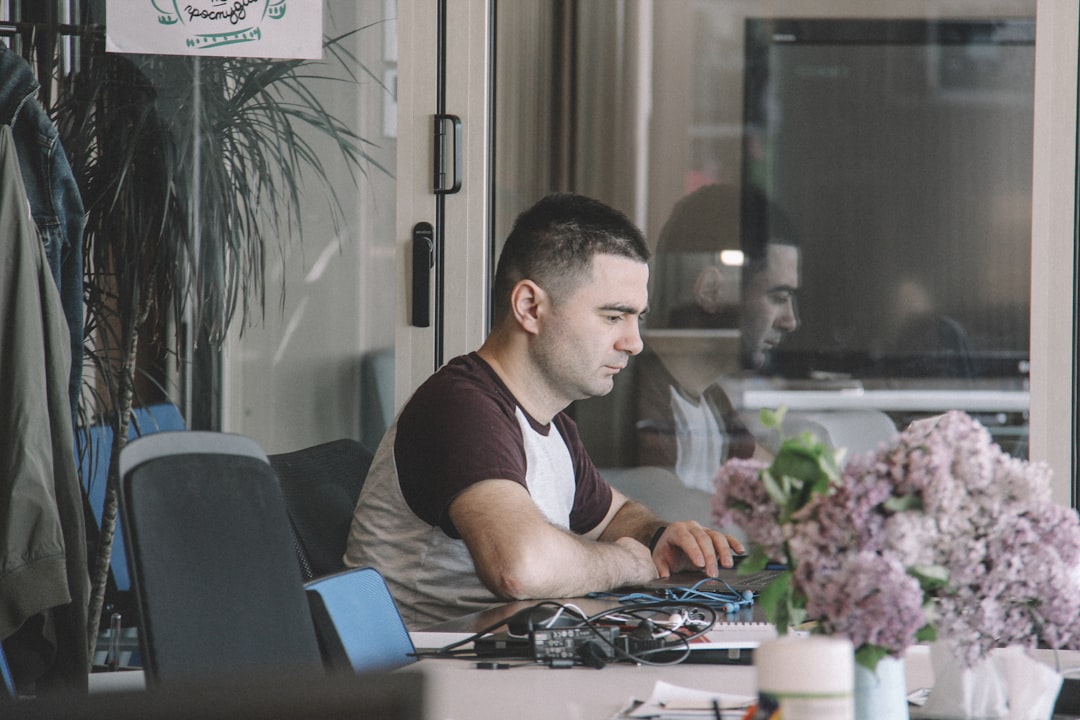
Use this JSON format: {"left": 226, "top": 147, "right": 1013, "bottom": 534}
{"left": 414, "top": 598, "right": 1080, "bottom": 720}
{"left": 412, "top": 596, "right": 931, "bottom": 720}
{"left": 86, "top": 645, "right": 1075, "bottom": 720}
{"left": 84, "top": 594, "right": 1080, "bottom": 720}
{"left": 410, "top": 640, "right": 936, "bottom": 720}
{"left": 415, "top": 654, "right": 758, "bottom": 720}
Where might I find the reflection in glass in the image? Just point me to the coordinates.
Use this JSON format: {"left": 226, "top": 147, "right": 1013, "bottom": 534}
{"left": 638, "top": 184, "right": 801, "bottom": 489}
{"left": 491, "top": 2, "right": 1036, "bottom": 499}
{"left": 742, "top": 17, "right": 1033, "bottom": 459}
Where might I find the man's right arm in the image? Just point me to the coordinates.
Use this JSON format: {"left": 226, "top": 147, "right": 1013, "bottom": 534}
{"left": 448, "top": 478, "right": 658, "bottom": 600}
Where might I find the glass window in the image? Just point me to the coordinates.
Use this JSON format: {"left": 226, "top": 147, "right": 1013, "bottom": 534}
{"left": 221, "top": 1, "right": 399, "bottom": 453}
{"left": 492, "top": 1, "right": 1036, "bottom": 498}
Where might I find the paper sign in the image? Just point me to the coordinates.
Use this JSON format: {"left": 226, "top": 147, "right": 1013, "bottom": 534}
{"left": 106, "top": 0, "right": 323, "bottom": 59}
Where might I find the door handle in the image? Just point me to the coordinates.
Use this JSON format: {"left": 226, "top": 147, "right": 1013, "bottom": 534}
{"left": 411, "top": 222, "right": 435, "bottom": 327}
{"left": 434, "top": 113, "right": 462, "bottom": 194}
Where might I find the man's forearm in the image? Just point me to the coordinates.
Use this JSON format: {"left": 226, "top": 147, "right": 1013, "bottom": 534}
{"left": 478, "top": 528, "right": 657, "bottom": 600}
{"left": 452, "top": 481, "right": 661, "bottom": 601}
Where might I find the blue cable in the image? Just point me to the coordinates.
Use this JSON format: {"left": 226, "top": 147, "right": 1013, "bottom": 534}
{"left": 589, "top": 577, "right": 755, "bottom": 613}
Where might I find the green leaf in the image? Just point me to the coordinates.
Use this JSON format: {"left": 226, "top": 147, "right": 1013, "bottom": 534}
{"left": 757, "top": 571, "right": 794, "bottom": 630}
{"left": 855, "top": 644, "right": 890, "bottom": 671}
{"left": 915, "top": 624, "right": 937, "bottom": 643}
{"left": 761, "top": 470, "right": 788, "bottom": 507}
{"left": 737, "top": 546, "right": 770, "bottom": 574}
{"left": 772, "top": 443, "right": 830, "bottom": 487}
{"left": 787, "top": 602, "right": 806, "bottom": 629}
{"left": 910, "top": 565, "right": 949, "bottom": 591}
{"left": 760, "top": 406, "right": 787, "bottom": 429}
{"left": 728, "top": 499, "right": 754, "bottom": 514}
{"left": 883, "top": 494, "right": 922, "bottom": 513}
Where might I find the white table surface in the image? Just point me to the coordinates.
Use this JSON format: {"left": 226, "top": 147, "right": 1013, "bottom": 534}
{"left": 411, "top": 639, "right": 936, "bottom": 720}
{"left": 87, "top": 643, "right": 1080, "bottom": 720}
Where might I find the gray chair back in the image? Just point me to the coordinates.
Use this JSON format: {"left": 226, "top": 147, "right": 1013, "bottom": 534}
{"left": 119, "top": 431, "right": 324, "bottom": 686}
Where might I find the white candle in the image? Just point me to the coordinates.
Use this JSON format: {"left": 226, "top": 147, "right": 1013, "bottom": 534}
{"left": 755, "top": 635, "right": 855, "bottom": 719}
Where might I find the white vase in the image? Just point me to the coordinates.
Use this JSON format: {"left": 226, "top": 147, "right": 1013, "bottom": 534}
{"left": 854, "top": 654, "right": 909, "bottom": 720}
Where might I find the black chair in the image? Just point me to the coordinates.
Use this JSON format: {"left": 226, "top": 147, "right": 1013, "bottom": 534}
{"left": 118, "top": 431, "right": 325, "bottom": 686}
{"left": 269, "top": 439, "right": 373, "bottom": 580}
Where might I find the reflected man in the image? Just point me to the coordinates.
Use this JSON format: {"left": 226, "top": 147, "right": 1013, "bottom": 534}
{"left": 636, "top": 184, "right": 800, "bottom": 490}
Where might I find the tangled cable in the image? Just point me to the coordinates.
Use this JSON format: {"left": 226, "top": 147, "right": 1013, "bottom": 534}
{"left": 588, "top": 576, "right": 756, "bottom": 614}
{"left": 416, "top": 599, "right": 721, "bottom": 667}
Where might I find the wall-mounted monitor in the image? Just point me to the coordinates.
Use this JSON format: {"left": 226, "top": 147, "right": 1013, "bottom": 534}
{"left": 743, "top": 17, "right": 1035, "bottom": 382}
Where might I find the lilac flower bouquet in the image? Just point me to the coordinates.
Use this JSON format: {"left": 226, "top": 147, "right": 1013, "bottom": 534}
{"left": 712, "top": 409, "right": 1080, "bottom": 670}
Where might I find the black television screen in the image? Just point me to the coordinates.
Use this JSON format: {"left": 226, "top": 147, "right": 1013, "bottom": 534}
{"left": 742, "top": 18, "right": 1035, "bottom": 381}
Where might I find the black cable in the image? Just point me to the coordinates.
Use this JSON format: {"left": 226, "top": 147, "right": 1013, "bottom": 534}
{"left": 415, "top": 599, "right": 722, "bottom": 667}
{"left": 575, "top": 601, "right": 718, "bottom": 666}
{"left": 414, "top": 600, "right": 589, "bottom": 659}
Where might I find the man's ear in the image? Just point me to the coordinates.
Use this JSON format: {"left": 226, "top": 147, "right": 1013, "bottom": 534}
{"left": 510, "top": 279, "right": 547, "bottom": 335}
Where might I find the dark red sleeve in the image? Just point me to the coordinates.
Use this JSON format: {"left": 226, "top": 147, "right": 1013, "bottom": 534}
{"left": 394, "top": 357, "right": 529, "bottom": 537}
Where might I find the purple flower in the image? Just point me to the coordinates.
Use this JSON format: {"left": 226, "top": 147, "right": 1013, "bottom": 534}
{"left": 712, "top": 458, "right": 786, "bottom": 553}
{"left": 711, "top": 409, "right": 1080, "bottom": 669}
{"left": 796, "top": 550, "right": 926, "bottom": 655}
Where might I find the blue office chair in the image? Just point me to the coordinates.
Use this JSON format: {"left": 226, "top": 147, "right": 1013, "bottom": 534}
{"left": 77, "top": 402, "right": 187, "bottom": 596}
{"left": 118, "top": 431, "right": 325, "bottom": 686}
{"left": 304, "top": 567, "right": 416, "bottom": 675}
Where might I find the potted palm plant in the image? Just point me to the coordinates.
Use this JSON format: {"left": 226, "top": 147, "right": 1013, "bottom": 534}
{"left": 39, "top": 15, "right": 390, "bottom": 660}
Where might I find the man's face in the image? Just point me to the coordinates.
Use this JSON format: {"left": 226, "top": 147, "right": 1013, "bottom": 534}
{"left": 741, "top": 244, "right": 800, "bottom": 369}
{"left": 532, "top": 253, "right": 649, "bottom": 403}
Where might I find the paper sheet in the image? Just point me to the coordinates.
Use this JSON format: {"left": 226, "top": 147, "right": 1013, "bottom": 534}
{"left": 617, "top": 680, "right": 756, "bottom": 719}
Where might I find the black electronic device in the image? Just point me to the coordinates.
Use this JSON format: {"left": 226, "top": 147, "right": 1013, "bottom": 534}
{"left": 531, "top": 626, "right": 620, "bottom": 663}
{"left": 505, "top": 604, "right": 585, "bottom": 635}
{"left": 474, "top": 625, "right": 621, "bottom": 666}
{"left": 474, "top": 632, "right": 531, "bottom": 659}
{"left": 1054, "top": 677, "right": 1080, "bottom": 716}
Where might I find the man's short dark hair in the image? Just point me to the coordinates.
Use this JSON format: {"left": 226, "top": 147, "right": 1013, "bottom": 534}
{"left": 654, "top": 184, "right": 797, "bottom": 265}
{"left": 739, "top": 184, "right": 798, "bottom": 274}
{"left": 491, "top": 193, "right": 650, "bottom": 324}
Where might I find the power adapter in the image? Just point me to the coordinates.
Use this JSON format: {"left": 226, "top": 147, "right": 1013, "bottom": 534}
{"left": 531, "top": 627, "right": 620, "bottom": 663}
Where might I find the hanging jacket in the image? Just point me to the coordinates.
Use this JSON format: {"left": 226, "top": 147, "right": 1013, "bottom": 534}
{"left": 0, "top": 43, "right": 86, "bottom": 427}
{"left": 0, "top": 124, "right": 89, "bottom": 694}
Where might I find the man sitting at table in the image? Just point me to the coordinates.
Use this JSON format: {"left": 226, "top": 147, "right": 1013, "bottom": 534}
{"left": 344, "top": 193, "right": 744, "bottom": 629}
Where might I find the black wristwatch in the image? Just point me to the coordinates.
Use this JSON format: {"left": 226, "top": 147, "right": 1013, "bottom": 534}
{"left": 648, "top": 526, "right": 668, "bottom": 552}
